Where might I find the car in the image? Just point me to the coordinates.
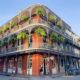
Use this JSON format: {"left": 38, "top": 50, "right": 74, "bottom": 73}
{"left": 66, "top": 67, "right": 80, "bottom": 75}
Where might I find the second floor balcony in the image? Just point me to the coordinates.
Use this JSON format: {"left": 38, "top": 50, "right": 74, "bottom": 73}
{"left": 0, "top": 42, "right": 79, "bottom": 58}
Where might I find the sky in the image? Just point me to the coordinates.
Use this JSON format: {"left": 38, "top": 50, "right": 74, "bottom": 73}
{"left": 0, "top": 0, "right": 80, "bottom": 36}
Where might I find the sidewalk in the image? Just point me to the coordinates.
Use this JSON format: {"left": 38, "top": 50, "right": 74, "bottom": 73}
{"left": 0, "top": 72, "right": 65, "bottom": 80}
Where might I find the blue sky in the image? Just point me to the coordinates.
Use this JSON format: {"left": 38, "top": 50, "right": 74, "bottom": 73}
{"left": 0, "top": 0, "right": 80, "bottom": 36}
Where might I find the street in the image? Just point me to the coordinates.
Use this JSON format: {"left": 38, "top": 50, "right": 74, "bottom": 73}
{"left": 0, "top": 75, "right": 80, "bottom": 80}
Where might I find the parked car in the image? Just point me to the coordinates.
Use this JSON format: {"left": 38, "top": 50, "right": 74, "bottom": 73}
{"left": 66, "top": 67, "right": 80, "bottom": 75}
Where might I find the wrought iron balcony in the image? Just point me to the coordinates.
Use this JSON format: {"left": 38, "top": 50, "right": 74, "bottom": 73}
{"left": 0, "top": 42, "right": 79, "bottom": 58}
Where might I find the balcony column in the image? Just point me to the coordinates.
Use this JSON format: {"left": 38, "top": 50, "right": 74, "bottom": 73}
{"left": 14, "top": 55, "right": 18, "bottom": 74}
{"left": 29, "top": 9, "right": 32, "bottom": 24}
{"left": 28, "top": 31, "right": 32, "bottom": 48}
{"left": 5, "top": 57, "right": 8, "bottom": 73}
{"left": 46, "top": 10, "right": 49, "bottom": 21}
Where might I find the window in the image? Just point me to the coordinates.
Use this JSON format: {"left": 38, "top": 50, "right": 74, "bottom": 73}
{"left": 43, "top": 36, "right": 46, "bottom": 42}
{"left": 27, "top": 55, "right": 32, "bottom": 69}
{"left": 61, "top": 59, "right": 64, "bottom": 67}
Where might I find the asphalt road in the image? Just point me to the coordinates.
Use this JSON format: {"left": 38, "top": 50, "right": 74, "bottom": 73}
{"left": 0, "top": 75, "right": 80, "bottom": 80}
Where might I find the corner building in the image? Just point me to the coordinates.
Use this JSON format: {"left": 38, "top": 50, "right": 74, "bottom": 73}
{"left": 0, "top": 4, "right": 80, "bottom": 76}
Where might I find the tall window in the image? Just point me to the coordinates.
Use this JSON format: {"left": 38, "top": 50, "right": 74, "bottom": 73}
{"left": 27, "top": 55, "right": 32, "bottom": 69}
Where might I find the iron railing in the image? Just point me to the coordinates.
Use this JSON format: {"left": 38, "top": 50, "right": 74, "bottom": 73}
{"left": 0, "top": 42, "right": 79, "bottom": 57}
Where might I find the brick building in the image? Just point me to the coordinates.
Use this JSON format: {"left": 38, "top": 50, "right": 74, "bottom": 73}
{"left": 0, "top": 4, "right": 80, "bottom": 76}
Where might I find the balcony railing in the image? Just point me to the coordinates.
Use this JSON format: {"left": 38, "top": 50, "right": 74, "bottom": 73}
{"left": 0, "top": 42, "right": 79, "bottom": 57}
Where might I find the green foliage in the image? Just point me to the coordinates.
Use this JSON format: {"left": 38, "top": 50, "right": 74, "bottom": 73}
{"left": 0, "top": 28, "right": 3, "bottom": 34}
{"left": 3, "top": 38, "right": 8, "bottom": 46}
{"left": 50, "top": 32, "right": 65, "bottom": 43}
{"left": 20, "top": 15, "right": 29, "bottom": 21}
{"left": 35, "top": 7, "right": 45, "bottom": 16}
{"left": 0, "top": 40, "right": 3, "bottom": 47}
{"left": 56, "top": 19, "right": 63, "bottom": 28}
{"left": 11, "top": 21, "right": 17, "bottom": 28}
{"left": 35, "top": 27, "right": 46, "bottom": 37}
{"left": 58, "top": 35, "right": 65, "bottom": 43}
{"left": 17, "top": 32, "right": 28, "bottom": 40}
{"left": 10, "top": 34, "right": 17, "bottom": 44}
{"left": 3, "top": 25, "right": 10, "bottom": 32}
{"left": 50, "top": 32, "right": 58, "bottom": 42}
{"left": 48, "top": 14, "right": 56, "bottom": 22}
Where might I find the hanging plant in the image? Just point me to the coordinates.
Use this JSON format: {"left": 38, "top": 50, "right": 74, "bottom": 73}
{"left": 10, "top": 34, "right": 17, "bottom": 45}
{"left": 35, "top": 6, "right": 45, "bottom": 17}
{"left": 50, "top": 32, "right": 58, "bottom": 42}
{"left": 3, "top": 25, "right": 10, "bottom": 32}
{"left": 0, "top": 40, "right": 3, "bottom": 47}
{"left": 3, "top": 38, "right": 8, "bottom": 46}
{"left": 56, "top": 19, "right": 63, "bottom": 28}
{"left": 20, "top": 15, "right": 29, "bottom": 22}
{"left": 62, "top": 27, "right": 65, "bottom": 33}
{"left": 17, "top": 32, "right": 29, "bottom": 40}
{"left": 48, "top": 14, "right": 56, "bottom": 24}
{"left": 10, "top": 21, "right": 17, "bottom": 28}
{"left": 0, "top": 28, "right": 3, "bottom": 34}
{"left": 78, "top": 38, "right": 80, "bottom": 42}
{"left": 58, "top": 35, "right": 65, "bottom": 43}
{"left": 34, "top": 27, "right": 46, "bottom": 37}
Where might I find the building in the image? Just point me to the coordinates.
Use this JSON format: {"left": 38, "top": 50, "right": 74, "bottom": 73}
{"left": 0, "top": 4, "right": 80, "bottom": 76}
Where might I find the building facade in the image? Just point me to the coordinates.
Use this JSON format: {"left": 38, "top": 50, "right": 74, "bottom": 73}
{"left": 0, "top": 4, "right": 80, "bottom": 76}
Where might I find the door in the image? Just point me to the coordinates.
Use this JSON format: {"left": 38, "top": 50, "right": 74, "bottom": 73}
{"left": 18, "top": 56, "right": 22, "bottom": 74}
{"left": 27, "top": 55, "right": 32, "bottom": 75}
{"left": 50, "top": 56, "right": 57, "bottom": 75}
{"left": 8, "top": 59, "right": 13, "bottom": 73}
{"left": 42, "top": 57, "right": 49, "bottom": 75}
